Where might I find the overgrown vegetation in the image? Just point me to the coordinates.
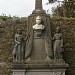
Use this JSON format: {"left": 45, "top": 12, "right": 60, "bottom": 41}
{"left": 51, "top": 0, "right": 75, "bottom": 18}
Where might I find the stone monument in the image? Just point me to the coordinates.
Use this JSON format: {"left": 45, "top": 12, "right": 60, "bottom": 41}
{"left": 25, "top": 15, "right": 53, "bottom": 61}
{"left": 12, "top": 0, "right": 69, "bottom": 75}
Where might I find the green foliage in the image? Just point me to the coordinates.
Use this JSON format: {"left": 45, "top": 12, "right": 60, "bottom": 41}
{"left": 52, "top": 0, "right": 75, "bottom": 18}
{"left": 51, "top": 16, "right": 75, "bottom": 20}
{"left": 0, "top": 15, "right": 27, "bottom": 22}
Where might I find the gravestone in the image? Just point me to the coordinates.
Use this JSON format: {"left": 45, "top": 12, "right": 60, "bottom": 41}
{"left": 12, "top": 0, "right": 69, "bottom": 75}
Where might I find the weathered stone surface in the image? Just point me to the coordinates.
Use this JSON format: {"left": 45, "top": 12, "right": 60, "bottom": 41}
{"left": 12, "top": 69, "right": 66, "bottom": 75}
{"left": 12, "top": 60, "right": 68, "bottom": 75}
{"left": 26, "top": 15, "right": 53, "bottom": 61}
{"left": 13, "top": 70, "right": 26, "bottom": 75}
{"left": 32, "top": 0, "right": 45, "bottom": 14}
{"left": 35, "top": 0, "right": 42, "bottom": 10}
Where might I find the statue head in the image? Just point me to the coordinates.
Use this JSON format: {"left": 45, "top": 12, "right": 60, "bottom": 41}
{"left": 36, "top": 16, "right": 42, "bottom": 25}
{"left": 56, "top": 26, "right": 61, "bottom": 33}
{"left": 17, "top": 29, "right": 22, "bottom": 34}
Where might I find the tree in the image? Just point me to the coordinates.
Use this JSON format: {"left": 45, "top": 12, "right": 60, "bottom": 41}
{"left": 52, "top": 0, "right": 75, "bottom": 17}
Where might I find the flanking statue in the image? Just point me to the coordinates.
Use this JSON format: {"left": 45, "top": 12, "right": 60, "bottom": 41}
{"left": 12, "top": 29, "right": 25, "bottom": 62}
{"left": 50, "top": 26, "right": 64, "bottom": 61}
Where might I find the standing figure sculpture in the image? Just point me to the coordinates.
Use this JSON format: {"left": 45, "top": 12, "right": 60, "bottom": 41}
{"left": 12, "top": 29, "right": 25, "bottom": 62}
{"left": 52, "top": 26, "right": 64, "bottom": 60}
{"left": 25, "top": 16, "right": 53, "bottom": 61}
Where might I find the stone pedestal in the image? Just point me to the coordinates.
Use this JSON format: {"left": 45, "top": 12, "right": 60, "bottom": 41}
{"left": 26, "top": 69, "right": 65, "bottom": 75}
{"left": 12, "top": 61, "right": 69, "bottom": 75}
{"left": 27, "top": 14, "right": 52, "bottom": 61}
{"left": 12, "top": 70, "right": 26, "bottom": 75}
{"left": 12, "top": 69, "right": 66, "bottom": 75}
{"left": 12, "top": 62, "right": 26, "bottom": 75}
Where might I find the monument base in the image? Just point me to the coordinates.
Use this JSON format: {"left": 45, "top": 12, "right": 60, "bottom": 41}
{"left": 27, "top": 69, "right": 66, "bottom": 75}
{"left": 12, "top": 61, "right": 69, "bottom": 75}
{"left": 12, "top": 69, "right": 66, "bottom": 75}
{"left": 12, "top": 70, "right": 26, "bottom": 75}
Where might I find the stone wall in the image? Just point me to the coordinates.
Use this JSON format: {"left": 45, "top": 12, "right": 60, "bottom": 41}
{"left": 0, "top": 17, "right": 75, "bottom": 75}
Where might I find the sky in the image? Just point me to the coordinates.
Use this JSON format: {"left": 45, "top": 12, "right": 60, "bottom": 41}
{"left": 0, "top": 0, "right": 64, "bottom": 17}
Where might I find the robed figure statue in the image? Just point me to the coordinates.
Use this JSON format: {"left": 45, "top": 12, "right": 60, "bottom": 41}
{"left": 12, "top": 29, "right": 25, "bottom": 62}
{"left": 50, "top": 26, "right": 64, "bottom": 61}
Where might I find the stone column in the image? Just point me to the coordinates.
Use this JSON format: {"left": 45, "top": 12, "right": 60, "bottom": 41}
{"left": 32, "top": 0, "right": 45, "bottom": 14}
{"left": 35, "top": 0, "right": 42, "bottom": 10}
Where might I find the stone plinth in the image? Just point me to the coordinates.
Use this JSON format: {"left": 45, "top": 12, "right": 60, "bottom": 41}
{"left": 12, "top": 61, "right": 69, "bottom": 75}
{"left": 26, "top": 69, "right": 65, "bottom": 75}
{"left": 32, "top": 9, "right": 46, "bottom": 14}
{"left": 12, "top": 69, "right": 66, "bottom": 75}
{"left": 35, "top": 0, "right": 42, "bottom": 10}
{"left": 12, "top": 70, "right": 26, "bottom": 75}
{"left": 32, "top": 0, "right": 46, "bottom": 14}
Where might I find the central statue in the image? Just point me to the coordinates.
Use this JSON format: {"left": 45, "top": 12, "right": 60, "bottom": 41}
{"left": 25, "top": 16, "right": 53, "bottom": 61}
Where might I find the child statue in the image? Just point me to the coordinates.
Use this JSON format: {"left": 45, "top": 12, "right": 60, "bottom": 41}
{"left": 52, "top": 26, "right": 64, "bottom": 61}
{"left": 12, "top": 29, "right": 25, "bottom": 62}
